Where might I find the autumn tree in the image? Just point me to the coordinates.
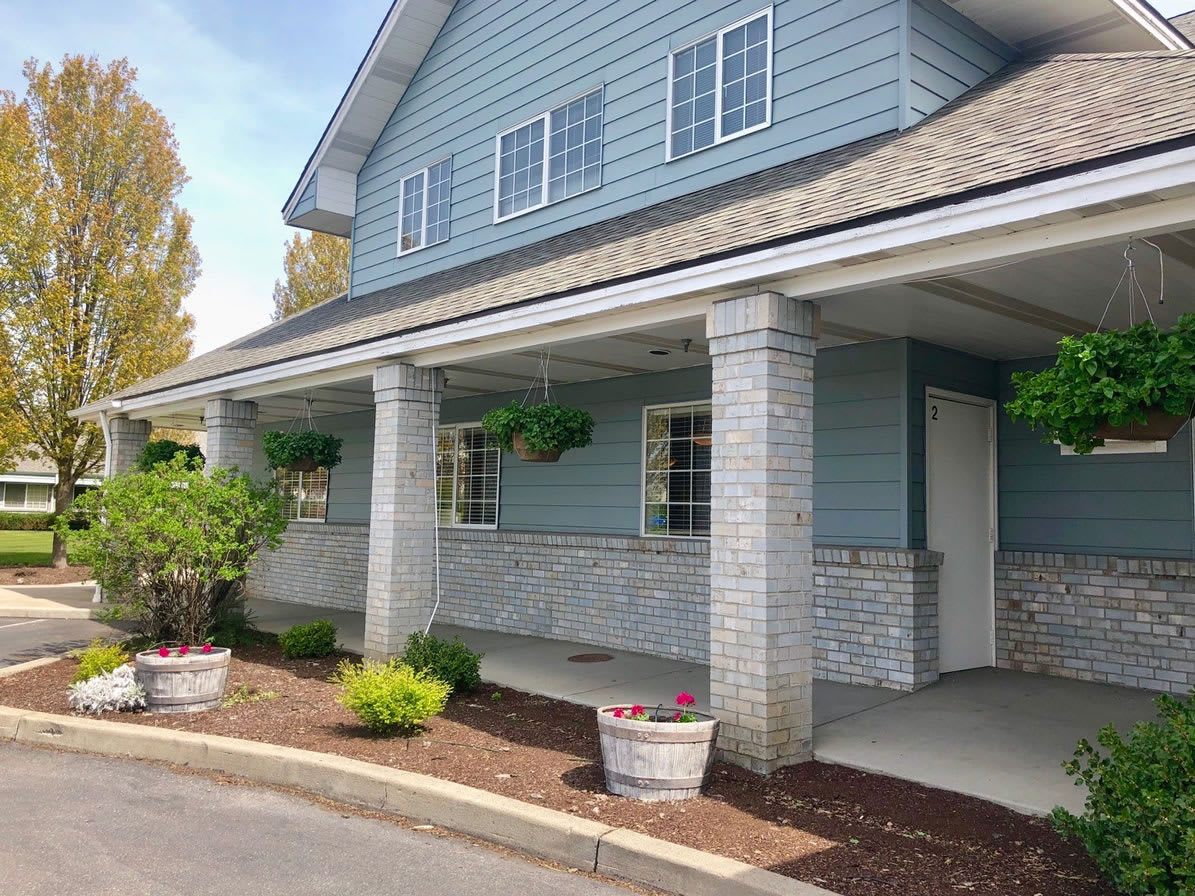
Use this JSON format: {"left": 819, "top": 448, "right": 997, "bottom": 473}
{"left": 0, "top": 56, "right": 198, "bottom": 566}
{"left": 271, "top": 231, "right": 349, "bottom": 320}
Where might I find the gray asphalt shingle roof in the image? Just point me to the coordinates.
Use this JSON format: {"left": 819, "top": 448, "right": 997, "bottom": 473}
{"left": 104, "top": 51, "right": 1195, "bottom": 404}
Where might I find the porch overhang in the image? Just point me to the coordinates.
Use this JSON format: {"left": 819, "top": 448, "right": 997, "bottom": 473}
{"left": 75, "top": 142, "right": 1195, "bottom": 428}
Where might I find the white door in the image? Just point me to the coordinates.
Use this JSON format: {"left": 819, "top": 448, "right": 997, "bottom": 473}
{"left": 926, "top": 392, "right": 995, "bottom": 674}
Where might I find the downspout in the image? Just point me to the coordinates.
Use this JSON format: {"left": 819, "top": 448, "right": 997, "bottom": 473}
{"left": 93, "top": 408, "right": 113, "bottom": 604}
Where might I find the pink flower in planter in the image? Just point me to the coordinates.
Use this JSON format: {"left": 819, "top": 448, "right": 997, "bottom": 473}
{"left": 631, "top": 705, "right": 645, "bottom": 717}
{"left": 202, "top": 643, "right": 212, "bottom": 654}
{"left": 158, "top": 647, "right": 170, "bottom": 658}
{"left": 612, "top": 708, "right": 625, "bottom": 719}
{"left": 673, "top": 712, "right": 682, "bottom": 722}
{"left": 179, "top": 645, "right": 190, "bottom": 656}
{"left": 676, "top": 692, "right": 696, "bottom": 707}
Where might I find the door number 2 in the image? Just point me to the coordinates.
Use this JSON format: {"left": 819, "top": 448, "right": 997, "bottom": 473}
{"left": 931, "top": 405, "right": 938, "bottom": 421}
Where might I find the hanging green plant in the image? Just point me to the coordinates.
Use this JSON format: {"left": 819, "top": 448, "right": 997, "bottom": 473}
{"left": 262, "top": 430, "right": 343, "bottom": 472}
{"left": 481, "top": 402, "right": 595, "bottom": 463}
{"left": 1006, "top": 315, "right": 1195, "bottom": 454}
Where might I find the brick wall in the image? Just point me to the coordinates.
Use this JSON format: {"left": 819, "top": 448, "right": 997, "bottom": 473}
{"left": 814, "top": 546, "right": 942, "bottom": 690}
{"left": 996, "top": 551, "right": 1195, "bottom": 693}
{"left": 248, "top": 523, "right": 369, "bottom": 611}
{"left": 436, "top": 529, "right": 710, "bottom": 661}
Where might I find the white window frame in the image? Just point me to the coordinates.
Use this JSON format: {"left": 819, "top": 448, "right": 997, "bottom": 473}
{"left": 0, "top": 481, "right": 52, "bottom": 512}
{"left": 665, "top": 6, "right": 774, "bottom": 162}
{"left": 437, "top": 422, "right": 501, "bottom": 530}
{"left": 276, "top": 467, "right": 329, "bottom": 523}
{"left": 397, "top": 156, "right": 453, "bottom": 256}
{"left": 640, "top": 401, "right": 713, "bottom": 539}
{"left": 492, "top": 85, "right": 605, "bottom": 224}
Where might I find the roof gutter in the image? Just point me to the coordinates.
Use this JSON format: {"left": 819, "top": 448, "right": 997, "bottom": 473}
{"left": 74, "top": 142, "right": 1195, "bottom": 423}
{"left": 1115, "top": 0, "right": 1193, "bottom": 50}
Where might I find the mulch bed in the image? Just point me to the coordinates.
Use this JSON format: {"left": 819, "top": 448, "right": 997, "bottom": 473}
{"left": 0, "top": 565, "right": 92, "bottom": 586}
{"left": 0, "top": 647, "right": 1114, "bottom": 896}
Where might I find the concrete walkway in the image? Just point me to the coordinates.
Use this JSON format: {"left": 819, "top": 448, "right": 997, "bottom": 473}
{"left": 0, "top": 589, "right": 1160, "bottom": 816}
{"left": 0, "top": 584, "right": 97, "bottom": 618}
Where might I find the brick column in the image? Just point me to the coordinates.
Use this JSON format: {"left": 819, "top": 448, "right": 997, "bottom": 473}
{"left": 707, "top": 292, "right": 819, "bottom": 773}
{"left": 107, "top": 417, "right": 152, "bottom": 474}
{"left": 204, "top": 399, "right": 259, "bottom": 473}
{"left": 364, "top": 362, "right": 444, "bottom": 659}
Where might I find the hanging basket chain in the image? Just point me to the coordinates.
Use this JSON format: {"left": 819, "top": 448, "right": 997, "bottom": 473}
{"left": 1097, "top": 238, "right": 1164, "bottom": 332}
{"left": 521, "top": 348, "right": 557, "bottom": 408}
{"left": 285, "top": 392, "right": 321, "bottom": 435}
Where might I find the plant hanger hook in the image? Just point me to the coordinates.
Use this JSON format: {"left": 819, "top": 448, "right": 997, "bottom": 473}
{"left": 1098, "top": 237, "right": 1163, "bottom": 331}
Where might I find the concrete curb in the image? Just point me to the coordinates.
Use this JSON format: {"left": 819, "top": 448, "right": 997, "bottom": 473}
{"left": 0, "top": 656, "right": 65, "bottom": 679}
{"left": 0, "top": 605, "right": 97, "bottom": 619}
{"left": 0, "top": 704, "right": 839, "bottom": 896}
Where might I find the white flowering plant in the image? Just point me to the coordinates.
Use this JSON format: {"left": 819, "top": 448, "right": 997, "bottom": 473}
{"left": 67, "top": 664, "right": 146, "bottom": 714}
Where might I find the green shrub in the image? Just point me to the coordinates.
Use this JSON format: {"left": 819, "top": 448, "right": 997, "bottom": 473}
{"left": 331, "top": 659, "right": 450, "bottom": 735}
{"left": 206, "top": 600, "right": 274, "bottom": 648}
{"left": 0, "top": 511, "right": 56, "bottom": 531}
{"left": 279, "top": 619, "right": 338, "bottom": 658}
{"left": 61, "top": 455, "right": 287, "bottom": 644}
{"left": 72, "top": 640, "right": 130, "bottom": 683}
{"left": 402, "top": 631, "right": 482, "bottom": 694}
{"left": 136, "top": 439, "right": 204, "bottom": 472}
{"left": 1050, "top": 692, "right": 1195, "bottom": 896}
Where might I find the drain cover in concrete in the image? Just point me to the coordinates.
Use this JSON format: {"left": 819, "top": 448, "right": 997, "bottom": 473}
{"left": 567, "top": 653, "right": 613, "bottom": 663}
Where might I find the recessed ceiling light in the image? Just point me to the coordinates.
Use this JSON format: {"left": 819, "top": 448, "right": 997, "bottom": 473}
{"left": 649, "top": 348, "right": 671, "bottom": 356}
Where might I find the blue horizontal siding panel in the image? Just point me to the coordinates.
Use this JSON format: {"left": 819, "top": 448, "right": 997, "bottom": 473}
{"left": 997, "top": 357, "right": 1195, "bottom": 559}
{"left": 906, "top": 0, "right": 1015, "bottom": 119}
{"left": 294, "top": 172, "right": 318, "bottom": 219}
{"left": 350, "top": 0, "right": 904, "bottom": 297}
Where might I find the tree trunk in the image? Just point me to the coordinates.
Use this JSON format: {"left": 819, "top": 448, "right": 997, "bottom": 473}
{"left": 50, "top": 476, "right": 75, "bottom": 569}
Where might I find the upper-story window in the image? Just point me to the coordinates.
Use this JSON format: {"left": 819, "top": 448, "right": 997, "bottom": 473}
{"left": 398, "top": 157, "right": 452, "bottom": 255}
{"left": 667, "top": 8, "right": 773, "bottom": 160}
{"left": 494, "top": 86, "right": 604, "bottom": 222}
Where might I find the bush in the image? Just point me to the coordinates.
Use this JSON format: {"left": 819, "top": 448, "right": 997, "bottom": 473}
{"left": 0, "top": 511, "right": 56, "bottom": 531}
{"left": 67, "top": 664, "right": 145, "bottom": 714}
{"left": 331, "top": 659, "right": 450, "bottom": 735}
{"left": 72, "top": 640, "right": 130, "bottom": 683}
{"left": 61, "top": 455, "right": 288, "bottom": 644}
{"left": 136, "top": 439, "right": 203, "bottom": 472}
{"left": 279, "top": 619, "right": 338, "bottom": 658}
{"left": 401, "top": 631, "right": 482, "bottom": 694}
{"left": 1050, "top": 692, "right": 1195, "bottom": 896}
{"left": 206, "top": 599, "right": 273, "bottom": 648}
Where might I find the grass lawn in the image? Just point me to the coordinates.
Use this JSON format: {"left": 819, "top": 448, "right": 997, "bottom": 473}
{"left": 0, "top": 530, "right": 82, "bottom": 567}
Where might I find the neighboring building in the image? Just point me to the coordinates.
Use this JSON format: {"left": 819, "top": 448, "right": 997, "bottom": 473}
{"left": 0, "top": 455, "right": 99, "bottom": 514}
{"left": 76, "top": 1, "right": 1195, "bottom": 773}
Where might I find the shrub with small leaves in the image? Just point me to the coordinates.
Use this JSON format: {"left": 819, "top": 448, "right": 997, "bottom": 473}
{"left": 67, "top": 664, "right": 146, "bottom": 714}
{"left": 136, "top": 439, "right": 203, "bottom": 472}
{"left": 1050, "top": 691, "right": 1195, "bottom": 896}
{"left": 402, "top": 631, "right": 482, "bottom": 694}
{"left": 330, "top": 659, "right": 450, "bottom": 735}
{"left": 72, "top": 640, "right": 130, "bottom": 683}
{"left": 279, "top": 619, "right": 338, "bottom": 658}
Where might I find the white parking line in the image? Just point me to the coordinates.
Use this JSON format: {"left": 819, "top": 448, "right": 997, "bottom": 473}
{"left": 0, "top": 619, "right": 47, "bottom": 630}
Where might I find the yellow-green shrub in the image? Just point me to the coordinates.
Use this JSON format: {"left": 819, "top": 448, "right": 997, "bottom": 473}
{"left": 330, "top": 659, "right": 450, "bottom": 735}
{"left": 72, "top": 640, "right": 130, "bottom": 683}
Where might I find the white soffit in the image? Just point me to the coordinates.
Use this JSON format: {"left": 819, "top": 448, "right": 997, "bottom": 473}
{"left": 943, "top": 0, "right": 1191, "bottom": 53}
{"left": 282, "top": 0, "right": 455, "bottom": 236}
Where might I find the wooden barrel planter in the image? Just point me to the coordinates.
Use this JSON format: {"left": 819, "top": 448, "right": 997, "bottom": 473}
{"left": 1094, "top": 406, "right": 1192, "bottom": 442}
{"left": 512, "top": 432, "right": 561, "bottom": 463}
{"left": 134, "top": 648, "right": 231, "bottom": 713}
{"left": 597, "top": 706, "right": 720, "bottom": 801}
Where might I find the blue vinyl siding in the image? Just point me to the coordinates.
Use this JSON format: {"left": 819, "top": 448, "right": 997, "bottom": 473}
{"left": 907, "top": 340, "right": 997, "bottom": 548}
{"left": 351, "top": 0, "right": 905, "bottom": 296}
{"left": 997, "top": 358, "right": 1195, "bottom": 558}
{"left": 906, "top": 0, "right": 1015, "bottom": 120}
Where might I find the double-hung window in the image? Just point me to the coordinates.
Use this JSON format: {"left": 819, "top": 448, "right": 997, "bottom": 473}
{"left": 0, "top": 482, "right": 52, "bottom": 511}
{"left": 495, "top": 86, "right": 604, "bottom": 221}
{"left": 643, "top": 402, "right": 712, "bottom": 537}
{"left": 668, "top": 8, "right": 772, "bottom": 160}
{"left": 398, "top": 157, "right": 452, "bottom": 255}
{"left": 276, "top": 468, "right": 329, "bottom": 522}
{"left": 436, "top": 424, "right": 500, "bottom": 528}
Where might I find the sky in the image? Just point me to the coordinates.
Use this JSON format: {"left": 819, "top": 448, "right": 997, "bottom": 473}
{"left": 1, "top": 0, "right": 1194, "bottom": 357}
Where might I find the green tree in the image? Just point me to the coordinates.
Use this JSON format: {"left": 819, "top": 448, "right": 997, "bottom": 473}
{"left": 0, "top": 55, "right": 198, "bottom": 566}
{"left": 271, "top": 231, "right": 349, "bottom": 320}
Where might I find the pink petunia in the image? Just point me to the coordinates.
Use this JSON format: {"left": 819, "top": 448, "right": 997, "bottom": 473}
{"left": 676, "top": 691, "right": 696, "bottom": 707}
{"left": 158, "top": 647, "right": 170, "bottom": 658}
{"left": 178, "top": 645, "right": 190, "bottom": 656}
{"left": 631, "top": 705, "right": 645, "bottom": 717}
{"left": 673, "top": 712, "right": 682, "bottom": 722}
{"left": 202, "top": 643, "right": 212, "bottom": 654}
{"left": 612, "top": 708, "right": 625, "bottom": 718}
